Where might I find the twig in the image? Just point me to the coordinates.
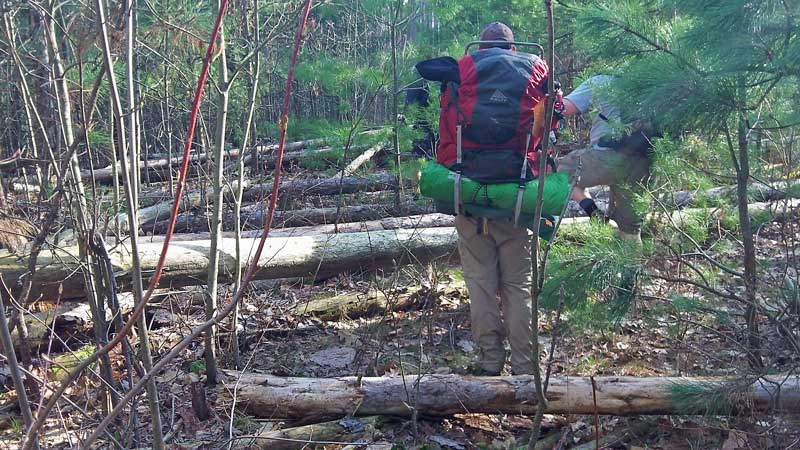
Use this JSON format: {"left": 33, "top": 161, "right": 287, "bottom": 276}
{"left": 0, "top": 276, "right": 38, "bottom": 450}
{"left": 20, "top": 0, "right": 233, "bottom": 447}
{"left": 66, "top": 2, "right": 314, "bottom": 448}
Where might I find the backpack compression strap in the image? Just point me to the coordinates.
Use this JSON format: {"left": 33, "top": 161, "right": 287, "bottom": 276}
{"left": 448, "top": 81, "right": 466, "bottom": 216}
{"left": 513, "top": 133, "right": 532, "bottom": 227}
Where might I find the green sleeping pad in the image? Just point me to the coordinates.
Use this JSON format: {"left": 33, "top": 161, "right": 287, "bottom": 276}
{"left": 419, "top": 161, "right": 570, "bottom": 217}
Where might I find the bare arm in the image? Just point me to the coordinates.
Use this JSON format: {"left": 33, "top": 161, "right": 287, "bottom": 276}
{"left": 562, "top": 97, "right": 581, "bottom": 117}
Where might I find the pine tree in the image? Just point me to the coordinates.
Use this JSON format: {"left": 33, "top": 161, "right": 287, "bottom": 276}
{"left": 573, "top": 0, "right": 800, "bottom": 366}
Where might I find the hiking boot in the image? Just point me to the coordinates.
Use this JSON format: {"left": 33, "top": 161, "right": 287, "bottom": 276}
{"left": 590, "top": 208, "right": 609, "bottom": 223}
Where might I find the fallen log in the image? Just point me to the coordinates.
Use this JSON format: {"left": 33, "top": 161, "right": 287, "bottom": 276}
{"left": 660, "top": 198, "right": 800, "bottom": 224}
{"left": 4, "top": 291, "right": 176, "bottom": 350}
{"left": 152, "top": 213, "right": 452, "bottom": 241}
{"left": 336, "top": 144, "right": 385, "bottom": 177}
{"left": 291, "top": 277, "right": 464, "bottom": 321}
{"left": 145, "top": 175, "right": 798, "bottom": 234}
{"left": 9, "top": 182, "right": 40, "bottom": 195}
{"left": 231, "top": 416, "right": 381, "bottom": 450}
{"left": 665, "top": 179, "right": 800, "bottom": 207}
{"left": 0, "top": 149, "right": 22, "bottom": 167}
{"left": 82, "top": 139, "right": 327, "bottom": 183}
{"left": 151, "top": 202, "right": 434, "bottom": 234}
{"left": 587, "top": 179, "right": 800, "bottom": 209}
{"left": 118, "top": 181, "right": 248, "bottom": 233}
{"left": 567, "top": 421, "right": 653, "bottom": 450}
{"left": 243, "top": 172, "right": 401, "bottom": 202}
{"left": 256, "top": 145, "right": 365, "bottom": 169}
{"left": 139, "top": 146, "right": 353, "bottom": 183}
{"left": 1, "top": 228, "right": 459, "bottom": 299}
{"left": 131, "top": 173, "right": 408, "bottom": 233}
{"left": 222, "top": 372, "right": 800, "bottom": 421}
{"left": 6, "top": 200, "right": 795, "bottom": 298}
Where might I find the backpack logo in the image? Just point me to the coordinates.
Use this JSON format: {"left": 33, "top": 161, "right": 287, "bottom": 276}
{"left": 489, "top": 89, "right": 508, "bottom": 103}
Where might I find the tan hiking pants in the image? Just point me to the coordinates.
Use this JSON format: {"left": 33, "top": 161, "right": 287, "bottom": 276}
{"left": 455, "top": 214, "right": 534, "bottom": 375}
{"left": 557, "top": 146, "right": 651, "bottom": 234}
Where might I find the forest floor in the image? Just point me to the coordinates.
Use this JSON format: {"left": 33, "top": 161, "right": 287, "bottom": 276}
{"left": 2, "top": 142, "right": 799, "bottom": 449}
{"left": 4, "top": 219, "right": 798, "bottom": 449}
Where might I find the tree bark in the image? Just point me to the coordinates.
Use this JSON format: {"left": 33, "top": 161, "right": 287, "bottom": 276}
{"left": 575, "top": 179, "right": 800, "bottom": 217}
{"left": 336, "top": 144, "right": 384, "bottom": 177}
{"left": 147, "top": 181, "right": 800, "bottom": 235}
{"left": 662, "top": 179, "right": 800, "bottom": 208}
{"left": 150, "top": 201, "right": 433, "bottom": 234}
{"left": 1, "top": 228, "right": 459, "bottom": 299}
{"left": 5, "top": 294, "right": 135, "bottom": 350}
{"left": 80, "top": 139, "right": 327, "bottom": 183}
{"left": 243, "top": 172, "right": 401, "bottom": 201}
{"left": 222, "top": 372, "right": 800, "bottom": 422}
{"left": 154, "top": 213, "right": 453, "bottom": 241}
{"left": 291, "top": 280, "right": 457, "bottom": 321}
{"left": 128, "top": 173, "right": 404, "bottom": 234}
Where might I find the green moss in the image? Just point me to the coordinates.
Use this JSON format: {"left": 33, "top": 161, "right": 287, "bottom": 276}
{"left": 51, "top": 345, "right": 97, "bottom": 381}
{"left": 188, "top": 359, "right": 206, "bottom": 375}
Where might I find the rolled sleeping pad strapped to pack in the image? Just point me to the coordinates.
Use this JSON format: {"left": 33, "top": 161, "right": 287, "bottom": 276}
{"left": 419, "top": 161, "right": 570, "bottom": 217}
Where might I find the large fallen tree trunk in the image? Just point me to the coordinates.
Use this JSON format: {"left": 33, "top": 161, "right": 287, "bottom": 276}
{"left": 150, "top": 201, "right": 434, "bottom": 234}
{"left": 665, "top": 179, "right": 800, "bottom": 207}
{"left": 255, "top": 145, "right": 368, "bottom": 169}
{"left": 335, "top": 144, "right": 385, "bottom": 177}
{"left": 1, "top": 228, "right": 459, "bottom": 299}
{"left": 131, "top": 176, "right": 800, "bottom": 235}
{"left": 222, "top": 372, "right": 800, "bottom": 421}
{"left": 6, "top": 199, "right": 796, "bottom": 298}
{"left": 118, "top": 181, "right": 248, "bottom": 233}
{"left": 138, "top": 146, "right": 350, "bottom": 184}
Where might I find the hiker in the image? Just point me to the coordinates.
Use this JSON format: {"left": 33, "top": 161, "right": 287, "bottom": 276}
{"left": 557, "top": 75, "right": 658, "bottom": 242}
{"left": 431, "top": 22, "right": 551, "bottom": 375}
{"left": 403, "top": 79, "right": 436, "bottom": 159}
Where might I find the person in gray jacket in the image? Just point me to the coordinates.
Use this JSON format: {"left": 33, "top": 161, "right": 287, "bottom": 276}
{"left": 557, "top": 75, "right": 656, "bottom": 242}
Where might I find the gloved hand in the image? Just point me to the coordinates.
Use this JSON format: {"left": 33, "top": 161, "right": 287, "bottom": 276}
{"left": 552, "top": 88, "right": 565, "bottom": 123}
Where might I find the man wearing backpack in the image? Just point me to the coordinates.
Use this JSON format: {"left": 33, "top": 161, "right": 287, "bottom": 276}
{"left": 434, "top": 22, "right": 551, "bottom": 376}
{"left": 557, "top": 75, "right": 657, "bottom": 242}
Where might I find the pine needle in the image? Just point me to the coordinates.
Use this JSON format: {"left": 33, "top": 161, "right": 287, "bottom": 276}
{"left": 542, "top": 223, "right": 647, "bottom": 325}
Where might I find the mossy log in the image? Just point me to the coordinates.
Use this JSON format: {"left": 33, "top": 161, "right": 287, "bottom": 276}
{"left": 291, "top": 278, "right": 464, "bottom": 321}
{"left": 222, "top": 373, "right": 800, "bottom": 422}
{"left": 232, "top": 416, "right": 381, "bottom": 450}
{"left": 0, "top": 228, "right": 459, "bottom": 299}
